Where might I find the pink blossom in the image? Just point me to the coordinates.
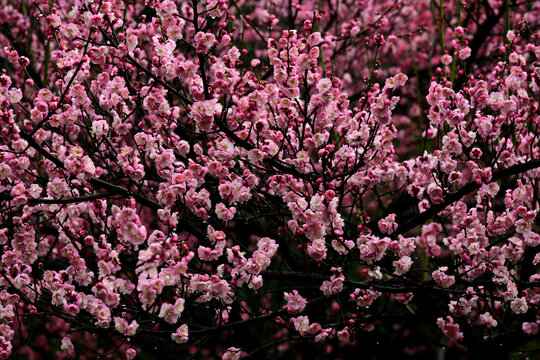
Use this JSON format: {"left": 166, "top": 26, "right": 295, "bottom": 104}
{"left": 60, "top": 337, "right": 74, "bottom": 354}
{"left": 171, "top": 324, "right": 189, "bottom": 344}
{"left": 510, "top": 297, "right": 528, "bottom": 314}
{"left": 222, "top": 347, "right": 241, "bottom": 360}
{"left": 393, "top": 256, "right": 413, "bottom": 275}
{"left": 284, "top": 290, "right": 307, "bottom": 314}
{"left": 437, "top": 316, "right": 463, "bottom": 342}
{"left": 194, "top": 32, "right": 216, "bottom": 53}
{"left": 378, "top": 214, "right": 398, "bottom": 234}
{"left": 432, "top": 267, "right": 456, "bottom": 288}
{"left": 292, "top": 316, "right": 310, "bottom": 335}
{"left": 522, "top": 322, "right": 539, "bottom": 335}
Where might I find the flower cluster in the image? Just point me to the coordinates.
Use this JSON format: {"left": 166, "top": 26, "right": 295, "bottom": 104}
{"left": 0, "top": 0, "right": 539, "bottom": 359}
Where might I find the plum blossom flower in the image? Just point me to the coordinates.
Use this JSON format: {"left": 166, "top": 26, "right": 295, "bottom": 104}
{"left": 191, "top": 99, "right": 222, "bottom": 131}
{"left": 126, "top": 348, "right": 137, "bottom": 360}
{"left": 60, "top": 337, "right": 74, "bottom": 354}
{"left": 284, "top": 290, "right": 307, "bottom": 314}
{"left": 159, "top": 303, "right": 178, "bottom": 324}
{"left": 522, "top": 322, "right": 539, "bottom": 335}
{"left": 510, "top": 297, "right": 528, "bottom": 314}
{"left": 432, "top": 267, "right": 456, "bottom": 288}
{"left": 194, "top": 32, "right": 216, "bottom": 53}
{"left": 222, "top": 347, "right": 241, "bottom": 360}
{"left": 479, "top": 312, "right": 497, "bottom": 328}
{"left": 378, "top": 214, "right": 398, "bottom": 234}
{"left": 171, "top": 324, "right": 189, "bottom": 344}
{"left": 292, "top": 316, "right": 310, "bottom": 335}
{"left": 393, "top": 256, "right": 413, "bottom": 275}
{"left": 437, "top": 316, "right": 463, "bottom": 342}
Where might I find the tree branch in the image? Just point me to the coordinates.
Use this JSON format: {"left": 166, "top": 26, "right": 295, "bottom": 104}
{"left": 396, "top": 158, "right": 540, "bottom": 235}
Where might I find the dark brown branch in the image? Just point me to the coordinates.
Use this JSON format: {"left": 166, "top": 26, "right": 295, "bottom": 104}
{"left": 395, "top": 158, "right": 540, "bottom": 235}
{"left": 88, "top": 178, "right": 206, "bottom": 240}
{"left": 0, "top": 25, "right": 45, "bottom": 89}
{"left": 1, "top": 191, "right": 113, "bottom": 204}
{"left": 18, "top": 130, "right": 66, "bottom": 170}
{"left": 453, "top": 1, "right": 506, "bottom": 89}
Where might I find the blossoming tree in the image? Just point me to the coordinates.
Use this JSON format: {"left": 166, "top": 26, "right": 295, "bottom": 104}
{"left": 0, "top": 0, "right": 539, "bottom": 358}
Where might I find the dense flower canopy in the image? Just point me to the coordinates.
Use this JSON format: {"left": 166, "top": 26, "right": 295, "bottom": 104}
{"left": 0, "top": 0, "right": 540, "bottom": 359}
